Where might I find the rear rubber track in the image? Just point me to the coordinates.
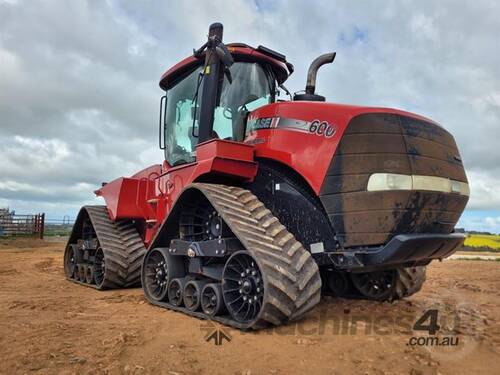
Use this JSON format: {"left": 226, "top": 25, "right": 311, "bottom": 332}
{"left": 67, "top": 205, "right": 146, "bottom": 289}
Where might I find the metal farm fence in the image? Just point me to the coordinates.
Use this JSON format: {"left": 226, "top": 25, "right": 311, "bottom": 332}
{"left": 0, "top": 213, "right": 45, "bottom": 238}
{"left": 44, "top": 216, "right": 74, "bottom": 237}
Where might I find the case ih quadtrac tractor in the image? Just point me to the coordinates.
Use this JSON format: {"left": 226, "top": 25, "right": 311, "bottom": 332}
{"left": 64, "top": 23, "right": 469, "bottom": 329}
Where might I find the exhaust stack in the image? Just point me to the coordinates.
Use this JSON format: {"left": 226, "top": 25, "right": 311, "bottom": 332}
{"left": 294, "top": 52, "right": 336, "bottom": 102}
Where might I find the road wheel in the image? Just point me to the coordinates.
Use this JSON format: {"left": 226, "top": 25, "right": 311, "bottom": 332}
{"left": 350, "top": 266, "right": 426, "bottom": 301}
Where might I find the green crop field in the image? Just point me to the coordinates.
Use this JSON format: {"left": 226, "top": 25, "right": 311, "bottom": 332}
{"left": 464, "top": 234, "right": 500, "bottom": 250}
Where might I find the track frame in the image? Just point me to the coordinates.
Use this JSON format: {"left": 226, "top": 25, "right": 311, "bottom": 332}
{"left": 142, "top": 183, "right": 322, "bottom": 330}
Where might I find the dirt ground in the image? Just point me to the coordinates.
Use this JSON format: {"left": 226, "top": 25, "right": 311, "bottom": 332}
{"left": 0, "top": 239, "right": 498, "bottom": 375}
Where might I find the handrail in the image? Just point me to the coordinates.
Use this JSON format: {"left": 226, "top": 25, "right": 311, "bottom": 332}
{"left": 147, "top": 171, "right": 163, "bottom": 196}
{"left": 135, "top": 177, "right": 149, "bottom": 213}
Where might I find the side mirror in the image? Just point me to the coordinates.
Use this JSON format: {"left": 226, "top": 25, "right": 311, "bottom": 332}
{"left": 215, "top": 43, "right": 234, "bottom": 84}
{"left": 159, "top": 95, "right": 167, "bottom": 150}
{"left": 215, "top": 42, "right": 234, "bottom": 68}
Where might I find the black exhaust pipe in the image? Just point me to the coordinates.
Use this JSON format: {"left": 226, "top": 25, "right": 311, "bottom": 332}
{"left": 294, "top": 52, "right": 336, "bottom": 102}
{"left": 305, "top": 52, "right": 336, "bottom": 95}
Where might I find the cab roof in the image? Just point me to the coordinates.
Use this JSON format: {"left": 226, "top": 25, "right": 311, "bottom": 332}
{"left": 159, "top": 44, "right": 293, "bottom": 90}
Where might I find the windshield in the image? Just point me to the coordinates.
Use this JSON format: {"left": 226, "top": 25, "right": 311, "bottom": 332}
{"left": 163, "top": 62, "right": 273, "bottom": 166}
{"left": 214, "top": 62, "right": 273, "bottom": 141}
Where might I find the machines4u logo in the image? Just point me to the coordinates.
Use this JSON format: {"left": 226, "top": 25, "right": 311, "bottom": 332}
{"left": 200, "top": 321, "right": 232, "bottom": 346}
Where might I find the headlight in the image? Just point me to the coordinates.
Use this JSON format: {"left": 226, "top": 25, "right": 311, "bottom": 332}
{"left": 367, "top": 173, "right": 412, "bottom": 191}
{"left": 367, "top": 173, "right": 469, "bottom": 196}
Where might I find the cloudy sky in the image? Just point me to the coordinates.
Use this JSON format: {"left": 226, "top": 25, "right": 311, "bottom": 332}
{"left": 0, "top": 0, "right": 499, "bottom": 232}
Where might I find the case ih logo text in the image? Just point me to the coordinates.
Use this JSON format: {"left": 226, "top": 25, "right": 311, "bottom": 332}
{"left": 246, "top": 116, "right": 337, "bottom": 139}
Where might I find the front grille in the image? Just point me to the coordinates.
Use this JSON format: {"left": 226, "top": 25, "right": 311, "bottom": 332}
{"left": 319, "top": 113, "right": 468, "bottom": 248}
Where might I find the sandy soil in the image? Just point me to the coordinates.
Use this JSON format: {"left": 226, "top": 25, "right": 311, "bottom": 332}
{"left": 456, "top": 251, "right": 500, "bottom": 256}
{"left": 0, "top": 238, "right": 498, "bottom": 375}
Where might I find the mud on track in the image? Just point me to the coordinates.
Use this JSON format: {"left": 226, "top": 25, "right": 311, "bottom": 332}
{"left": 0, "top": 239, "right": 498, "bottom": 374}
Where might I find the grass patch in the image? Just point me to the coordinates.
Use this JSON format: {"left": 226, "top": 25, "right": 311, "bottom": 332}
{"left": 44, "top": 224, "right": 73, "bottom": 237}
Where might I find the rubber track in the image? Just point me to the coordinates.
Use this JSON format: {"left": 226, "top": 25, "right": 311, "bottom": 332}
{"left": 67, "top": 206, "right": 146, "bottom": 289}
{"left": 392, "top": 266, "right": 426, "bottom": 300}
{"left": 345, "top": 266, "right": 427, "bottom": 301}
{"left": 146, "top": 183, "right": 322, "bottom": 330}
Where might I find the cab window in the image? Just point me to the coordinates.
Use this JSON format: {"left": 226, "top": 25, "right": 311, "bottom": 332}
{"left": 164, "top": 66, "right": 203, "bottom": 166}
{"left": 163, "top": 62, "right": 274, "bottom": 166}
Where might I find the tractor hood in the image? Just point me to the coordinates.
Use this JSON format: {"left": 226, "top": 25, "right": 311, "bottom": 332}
{"left": 245, "top": 101, "right": 469, "bottom": 249}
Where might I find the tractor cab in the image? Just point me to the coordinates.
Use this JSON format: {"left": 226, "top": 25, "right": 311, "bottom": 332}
{"left": 158, "top": 33, "right": 292, "bottom": 167}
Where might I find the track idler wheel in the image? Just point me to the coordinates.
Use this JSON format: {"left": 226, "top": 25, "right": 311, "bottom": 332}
{"left": 142, "top": 248, "right": 185, "bottom": 302}
{"left": 350, "top": 267, "right": 427, "bottom": 301}
{"left": 325, "top": 270, "right": 351, "bottom": 297}
{"left": 63, "top": 245, "right": 77, "bottom": 279}
{"left": 93, "top": 248, "right": 106, "bottom": 288}
{"left": 168, "top": 278, "right": 187, "bottom": 307}
{"left": 183, "top": 280, "right": 209, "bottom": 312}
{"left": 222, "top": 251, "right": 264, "bottom": 324}
{"left": 350, "top": 270, "right": 396, "bottom": 300}
{"left": 201, "top": 283, "right": 225, "bottom": 317}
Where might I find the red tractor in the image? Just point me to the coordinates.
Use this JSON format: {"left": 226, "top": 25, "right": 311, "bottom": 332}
{"left": 65, "top": 23, "right": 469, "bottom": 329}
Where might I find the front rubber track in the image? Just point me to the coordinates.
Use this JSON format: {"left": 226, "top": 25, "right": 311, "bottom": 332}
{"left": 65, "top": 205, "right": 146, "bottom": 289}
{"left": 144, "top": 183, "right": 322, "bottom": 330}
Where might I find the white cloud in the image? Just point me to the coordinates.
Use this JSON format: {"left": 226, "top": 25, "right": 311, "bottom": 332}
{"left": 484, "top": 216, "right": 500, "bottom": 228}
{"left": 466, "top": 170, "right": 500, "bottom": 210}
{"left": 13, "top": 136, "right": 70, "bottom": 161}
{"left": 410, "top": 13, "right": 438, "bottom": 42}
{"left": 0, "top": 0, "right": 499, "bottom": 220}
{"left": 0, "top": 180, "right": 46, "bottom": 193}
{"left": 458, "top": 215, "right": 500, "bottom": 234}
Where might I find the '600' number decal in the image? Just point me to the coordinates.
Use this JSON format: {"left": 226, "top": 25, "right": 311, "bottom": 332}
{"left": 309, "top": 120, "right": 336, "bottom": 138}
